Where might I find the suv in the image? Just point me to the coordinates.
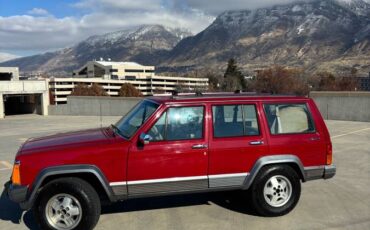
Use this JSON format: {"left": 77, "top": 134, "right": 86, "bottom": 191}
{"left": 5, "top": 94, "right": 336, "bottom": 230}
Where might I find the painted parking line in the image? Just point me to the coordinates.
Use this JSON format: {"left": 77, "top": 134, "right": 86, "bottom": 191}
{"left": 332, "top": 127, "right": 370, "bottom": 139}
{"left": 0, "top": 160, "right": 13, "bottom": 169}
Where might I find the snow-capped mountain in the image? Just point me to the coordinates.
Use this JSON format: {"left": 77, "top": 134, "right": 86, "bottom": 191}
{"left": 336, "top": 0, "right": 370, "bottom": 16}
{"left": 163, "top": 0, "right": 369, "bottom": 75}
{"left": 0, "top": 52, "right": 19, "bottom": 62}
{"left": 1, "top": 25, "right": 192, "bottom": 74}
{"left": 1, "top": 0, "right": 369, "bottom": 76}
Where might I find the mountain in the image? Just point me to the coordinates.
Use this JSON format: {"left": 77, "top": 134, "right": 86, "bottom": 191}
{"left": 0, "top": 25, "right": 192, "bottom": 75}
{"left": 162, "top": 0, "right": 370, "bottom": 75}
{"left": 1, "top": 0, "right": 369, "bottom": 76}
{"left": 0, "top": 52, "right": 19, "bottom": 63}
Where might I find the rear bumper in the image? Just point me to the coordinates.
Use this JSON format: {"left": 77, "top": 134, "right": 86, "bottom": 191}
{"left": 4, "top": 181, "right": 29, "bottom": 209}
{"left": 304, "top": 165, "right": 336, "bottom": 181}
{"left": 323, "top": 165, "right": 336, "bottom": 179}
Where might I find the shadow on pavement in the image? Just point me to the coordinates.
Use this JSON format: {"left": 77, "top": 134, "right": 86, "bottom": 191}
{"left": 1, "top": 188, "right": 257, "bottom": 230}
{"left": 102, "top": 190, "right": 259, "bottom": 216}
{"left": 0, "top": 187, "right": 38, "bottom": 230}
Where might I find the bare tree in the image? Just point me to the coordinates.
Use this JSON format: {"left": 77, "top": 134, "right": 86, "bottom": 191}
{"left": 119, "top": 83, "right": 143, "bottom": 97}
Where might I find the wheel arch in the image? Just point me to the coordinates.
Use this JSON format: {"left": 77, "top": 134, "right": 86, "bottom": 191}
{"left": 243, "top": 155, "right": 306, "bottom": 190}
{"left": 23, "top": 165, "right": 116, "bottom": 210}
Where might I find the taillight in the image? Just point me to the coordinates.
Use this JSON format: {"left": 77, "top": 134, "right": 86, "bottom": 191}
{"left": 11, "top": 161, "right": 21, "bottom": 185}
{"left": 326, "top": 142, "right": 333, "bottom": 165}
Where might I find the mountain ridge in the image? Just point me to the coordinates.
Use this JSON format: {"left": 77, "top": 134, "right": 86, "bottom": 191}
{"left": 1, "top": 0, "right": 369, "bottom": 76}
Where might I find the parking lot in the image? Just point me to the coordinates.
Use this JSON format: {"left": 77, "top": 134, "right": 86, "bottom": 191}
{"left": 0, "top": 115, "right": 369, "bottom": 230}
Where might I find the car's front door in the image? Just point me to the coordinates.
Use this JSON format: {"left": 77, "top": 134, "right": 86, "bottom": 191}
{"left": 127, "top": 104, "right": 209, "bottom": 196}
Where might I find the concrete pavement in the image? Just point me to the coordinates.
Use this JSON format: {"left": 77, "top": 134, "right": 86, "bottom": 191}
{"left": 0, "top": 115, "right": 369, "bottom": 230}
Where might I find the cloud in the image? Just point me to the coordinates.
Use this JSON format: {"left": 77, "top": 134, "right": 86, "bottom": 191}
{"left": 0, "top": 52, "right": 19, "bottom": 62}
{"left": 0, "top": 0, "right": 214, "bottom": 55}
{"left": 27, "top": 8, "right": 50, "bottom": 16}
{"left": 186, "top": 0, "right": 306, "bottom": 15}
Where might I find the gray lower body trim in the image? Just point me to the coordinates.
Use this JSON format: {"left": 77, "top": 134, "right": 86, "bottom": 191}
{"left": 128, "top": 178, "right": 208, "bottom": 195}
{"left": 209, "top": 173, "right": 249, "bottom": 188}
{"left": 110, "top": 182, "right": 128, "bottom": 196}
{"left": 110, "top": 174, "right": 248, "bottom": 196}
{"left": 304, "top": 165, "right": 336, "bottom": 181}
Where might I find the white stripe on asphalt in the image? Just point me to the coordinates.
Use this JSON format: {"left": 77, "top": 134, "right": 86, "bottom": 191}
{"left": 0, "top": 161, "right": 13, "bottom": 169}
{"left": 332, "top": 127, "right": 370, "bottom": 139}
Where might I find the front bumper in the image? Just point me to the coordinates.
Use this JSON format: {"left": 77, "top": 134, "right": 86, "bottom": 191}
{"left": 4, "top": 180, "right": 28, "bottom": 205}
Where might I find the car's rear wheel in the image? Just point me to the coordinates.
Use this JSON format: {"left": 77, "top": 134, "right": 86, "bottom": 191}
{"left": 33, "top": 177, "right": 101, "bottom": 230}
{"left": 250, "top": 165, "right": 301, "bottom": 216}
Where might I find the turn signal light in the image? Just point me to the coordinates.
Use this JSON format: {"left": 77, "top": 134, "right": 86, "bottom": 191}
{"left": 326, "top": 143, "right": 333, "bottom": 165}
{"left": 11, "top": 161, "right": 21, "bottom": 185}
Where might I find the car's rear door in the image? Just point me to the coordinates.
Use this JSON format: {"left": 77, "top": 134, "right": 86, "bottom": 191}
{"left": 208, "top": 101, "right": 269, "bottom": 188}
{"left": 262, "top": 100, "right": 327, "bottom": 167}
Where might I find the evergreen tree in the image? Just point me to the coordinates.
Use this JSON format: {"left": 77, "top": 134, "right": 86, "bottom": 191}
{"left": 223, "top": 58, "right": 246, "bottom": 91}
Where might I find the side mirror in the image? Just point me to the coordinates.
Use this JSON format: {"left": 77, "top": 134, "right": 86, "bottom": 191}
{"left": 139, "top": 133, "right": 153, "bottom": 145}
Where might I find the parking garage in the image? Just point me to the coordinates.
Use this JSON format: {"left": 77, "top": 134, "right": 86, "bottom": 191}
{"left": 0, "top": 80, "right": 49, "bottom": 118}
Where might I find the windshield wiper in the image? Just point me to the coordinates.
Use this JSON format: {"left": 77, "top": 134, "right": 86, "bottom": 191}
{"left": 110, "top": 124, "right": 128, "bottom": 139}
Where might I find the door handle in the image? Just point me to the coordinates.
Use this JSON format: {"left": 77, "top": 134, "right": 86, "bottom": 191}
{"left": 310, "top": 137, "right": 320, "bottom": 141}
{"left": 192, "top": 144, "right": 208, "bottom": 149}
{"left": 249, "top": 140, "right": 264, "bottom": 145}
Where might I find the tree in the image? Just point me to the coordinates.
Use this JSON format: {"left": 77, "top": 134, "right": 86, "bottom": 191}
{"left": 309, "top": 71, "right": 359, "bottom": 91}
{"left": 254, "top": 66, "right": 309, "bottom": 96}
{"left": 223, "top": 58, "right": 246, "bottom": 91}
{"left": 71, "top": 83, "right": 108, "bottom": 96}
{"left": 89, "top": 83, "right": 108, "bottom": 96}
{"left": 119, "top": 83, "right": 143, "bottom": 97}
{"left": 71, "top": 84, "right": 90, "bottom": 96}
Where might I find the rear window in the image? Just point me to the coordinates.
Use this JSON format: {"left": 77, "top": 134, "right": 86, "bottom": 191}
{"left": 264, "top": 103, "right": 315, "bottom": 135}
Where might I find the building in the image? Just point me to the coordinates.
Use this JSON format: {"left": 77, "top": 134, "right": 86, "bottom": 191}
{"left": 1, "top": 66, "right": 49, "bottom": 119}
{"left": 0, "top": 67, "right": 19, "bottom": 81}
{"left": 358, "top": 73, "right": 370, "bottom": 91}
{"left": 49, "top": 75, "right": 209, "bottom": 104}
{"left": 73, "top": 61, "right": 155, "bottom": 80}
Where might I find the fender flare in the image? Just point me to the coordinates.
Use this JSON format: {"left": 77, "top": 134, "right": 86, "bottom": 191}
{"left": 21, "top": 164, "right": 115, "bottom": 210}
{"left": 242, "top": 155, "right": 306, "bottom": 190}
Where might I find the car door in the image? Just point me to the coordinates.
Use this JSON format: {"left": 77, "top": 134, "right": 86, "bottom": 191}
{"left": 127, "top": 104, "right": 209, "bottom": 196}
{"left": 262, "top": 101, "right": 327, "bottom": 166}
{"left": 208, "top": 102, "right": 269, "bottom": 188}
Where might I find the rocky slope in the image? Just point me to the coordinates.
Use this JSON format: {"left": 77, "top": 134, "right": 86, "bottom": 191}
{"left": 162, "top": 0, "right": 369, "bottom": 75}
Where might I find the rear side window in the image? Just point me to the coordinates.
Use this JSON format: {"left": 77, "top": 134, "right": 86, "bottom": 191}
{"left": 264, "top": 104, "right": 315, "bottom": 135}
{"left": 212, "top": 104, "right": 260, "bottom": 138}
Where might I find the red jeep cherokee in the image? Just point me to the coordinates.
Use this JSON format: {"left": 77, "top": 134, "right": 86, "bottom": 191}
{"left": 6, "top": 94, "right": 336, "bottom": 230}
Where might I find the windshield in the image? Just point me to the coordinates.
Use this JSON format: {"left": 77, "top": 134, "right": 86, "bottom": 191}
{"left": 114, "top": 100, "right": 159, "bottom": 139}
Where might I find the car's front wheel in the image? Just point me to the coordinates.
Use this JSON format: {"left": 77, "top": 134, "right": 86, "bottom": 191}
{"left": 249, "top": 165, "right": 301, "bottom": 216}
{"left": 33, "top": 177, "right": 101, "bottom": 230}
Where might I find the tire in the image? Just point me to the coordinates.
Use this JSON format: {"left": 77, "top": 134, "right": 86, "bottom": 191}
{"left": 249, "top": 165, "right": 301, "bottom": 217}
{"left": 33, "top": 177, "right": 101, "bottom": 230}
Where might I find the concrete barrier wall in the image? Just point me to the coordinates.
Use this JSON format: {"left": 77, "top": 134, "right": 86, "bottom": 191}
{"left": 49, "top": 96, "right": 142, "bottom": 116}
{"left": 310, "top": 91, "right": 370, "bottom": 122}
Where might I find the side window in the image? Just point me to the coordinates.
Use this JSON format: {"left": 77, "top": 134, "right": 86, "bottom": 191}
{"left": 243, "top": 105, "right": 260, "bottom": 136}
{"left": 147, "top": 107, "right": 204, "bottom": 141}
{"left": 213, "top": 104, "right": 260, "bottom": 138}
{"left": 167, "top": 107, "right": 204, "bottom": 141}
{"left": 213, "top": 105, "right": 243, "bottom": 137}
{"left": 264, "top": 104, "right": 315, "bottom": 134}
{"left": 148, "top": 112, "right": 166, "bottom": 141}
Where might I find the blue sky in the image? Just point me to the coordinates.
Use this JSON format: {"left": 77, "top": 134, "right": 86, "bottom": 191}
{"left": 0, "top": 0, "right": 82, "bottom": 18}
